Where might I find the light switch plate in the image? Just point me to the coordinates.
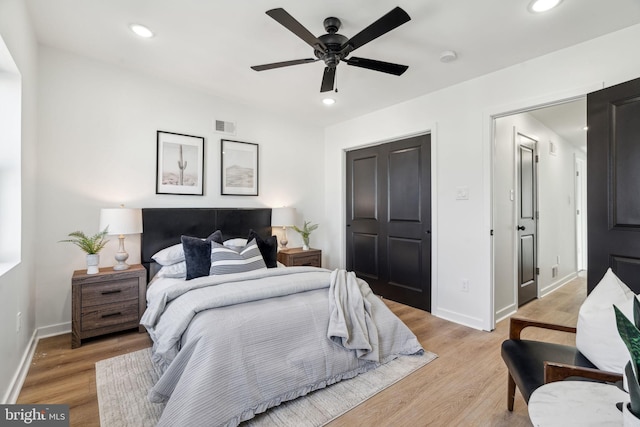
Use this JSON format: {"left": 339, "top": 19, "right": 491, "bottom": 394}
{"left": 456, "top": 186, "right": 469, "bottom": 200}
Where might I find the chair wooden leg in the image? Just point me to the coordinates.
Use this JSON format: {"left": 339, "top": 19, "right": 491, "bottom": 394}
{"left": 507, "top": 372, "right": 516, "bottom": 411}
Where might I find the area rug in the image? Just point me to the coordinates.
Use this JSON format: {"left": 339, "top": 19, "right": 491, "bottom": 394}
{"left": 96, "top": 348, "right": 437, "bottom": 427}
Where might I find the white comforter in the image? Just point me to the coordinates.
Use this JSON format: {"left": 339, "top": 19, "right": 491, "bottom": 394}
{"left": 141, "top": 267, "right": 422, "bottom": 427}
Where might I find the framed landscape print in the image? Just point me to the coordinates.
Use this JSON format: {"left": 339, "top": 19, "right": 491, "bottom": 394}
{"left": 156, "top": 131, "right": 205, "bottom": 195}
{"left": 221, "top": 139, "right": 259, "bottom": 196}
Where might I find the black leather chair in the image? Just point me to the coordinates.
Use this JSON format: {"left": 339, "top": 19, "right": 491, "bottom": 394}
{"left": 501, "top": 317, "right": 623, "bottom": 410}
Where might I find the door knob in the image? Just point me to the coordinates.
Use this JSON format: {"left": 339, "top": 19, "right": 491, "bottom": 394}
{"left": 517, "top": 225, "right": 526, "bottom": 231}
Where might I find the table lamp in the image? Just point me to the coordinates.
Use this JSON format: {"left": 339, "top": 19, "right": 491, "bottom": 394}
{"left": 99, "top": 206, "right": 143, "bottom": 270}
{"left": 271, "top": 207, "right": 295, "bottom": 249}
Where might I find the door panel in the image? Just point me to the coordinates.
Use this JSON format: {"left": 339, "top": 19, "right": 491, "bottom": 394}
{"left": 346, "top": 134, "right": 431, "bottom": 311}
{"left": 389, "top": 147, "right": 421, "bottom": 222}
{"left": 351, "top": 233, "right": 379, "bottom": 280}
{"left": 517, "top": 133, "right": 537, "bottom": 306}
{"left": 587, "top": 77, "right": 640, "bottom": 293}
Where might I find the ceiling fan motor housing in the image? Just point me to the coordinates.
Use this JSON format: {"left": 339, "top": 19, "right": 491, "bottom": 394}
{"left": 315, "top": 17, "right": 351, "bottom": 67}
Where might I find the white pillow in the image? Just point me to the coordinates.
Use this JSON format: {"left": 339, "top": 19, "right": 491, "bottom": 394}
{"left": 152, "top": 243, "right": 184, "bottom": 266}
{"left": 156, "top": 262, "right": 187, "bottom": 278}
{"left": 223, "top": 238, "right": 248, "bottom": 249}
{"left": 575, "top": 268, "right": 636, "bottom": 373}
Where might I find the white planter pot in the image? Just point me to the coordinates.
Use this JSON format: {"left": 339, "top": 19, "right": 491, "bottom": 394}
{"left": 86, "top": 254, "right": 100, "bottom": 274}
{"left": 624, "top": 402, "right": 640, "bottom": 427}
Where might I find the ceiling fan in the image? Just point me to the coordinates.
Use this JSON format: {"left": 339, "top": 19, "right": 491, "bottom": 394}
{"left": 251, "top": 7, "right": 411, "bottom": 93}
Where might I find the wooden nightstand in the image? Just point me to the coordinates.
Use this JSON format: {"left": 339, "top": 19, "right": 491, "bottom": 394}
{"left": 277, "top": 248, "right": 322, "bottom": 267}
{"left": 71, "top": 264, "right": 146, "bottom": 348}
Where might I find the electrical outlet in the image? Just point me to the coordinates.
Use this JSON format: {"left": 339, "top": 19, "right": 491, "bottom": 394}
{"left": 462, "top": 279, "right": 470, "bottom": 292}
{"left": 16, "top": 312, "right": 22, "bottom": 333}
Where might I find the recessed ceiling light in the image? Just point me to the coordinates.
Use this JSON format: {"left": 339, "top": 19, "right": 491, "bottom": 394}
{"left": 529, "top": 0, "right": 562, "bottom": 13}
{"left": 129, "top": 24, "right": 154, "bottom": 38}
{"left": 322, "top": 98, "right": 336, "bottom": 106}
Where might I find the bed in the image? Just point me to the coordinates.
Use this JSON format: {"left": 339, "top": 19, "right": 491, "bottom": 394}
{"left": 139, "top": 208, "right": 423, "bottom": 427}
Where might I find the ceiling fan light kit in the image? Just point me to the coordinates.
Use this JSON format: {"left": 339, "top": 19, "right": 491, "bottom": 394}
{"left": 251, "top": 7, "right": 411, "bottom": 93}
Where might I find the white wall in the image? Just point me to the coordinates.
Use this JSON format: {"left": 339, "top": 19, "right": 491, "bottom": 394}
{"left": 325, "top": 24, "right": 640, "bottom": 330}
{"left": 493, "top": 111, "right": 586, "bottom": 320}
{"left": 0, "top": 0, "right": 39, "bottom": 402}
{"left": 35, "top": 46, "right": 325, "bottom": 332}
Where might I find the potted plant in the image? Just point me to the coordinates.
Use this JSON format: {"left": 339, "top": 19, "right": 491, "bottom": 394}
{"left": 60, "top": 228, "right": 109, "bottom": 274}
{"left": 615, "top": 298, "right": 640, "bottom": 426}
{"left": 292, "top": 221, "right": 318, "bottom": 251}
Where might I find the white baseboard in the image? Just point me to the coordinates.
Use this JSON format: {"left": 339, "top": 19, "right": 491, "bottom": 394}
{"left": 37, "top": 321, "right": 71, "bottom": 339}
{"left": 433, "top": 307, "right": 486, "bottom": 331}
{"left": 495, "top": 303, "right": 517, "bottom": 324}
{"left": 2, "top": 322, "right": 71, "bottom": 404}
{"left": 2, "top": 329, "right": 37, "bottom": 404}
{"left": 539, "top": 271, "right": 578, "bottom": 298}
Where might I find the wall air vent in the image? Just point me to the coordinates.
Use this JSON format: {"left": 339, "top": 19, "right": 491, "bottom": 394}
{"left": 215, "top": 119, "right": 236, "bottom": 135}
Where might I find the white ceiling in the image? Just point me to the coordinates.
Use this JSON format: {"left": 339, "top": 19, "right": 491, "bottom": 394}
{"left": 24, "top": 0, "right": 640, "bottom": 129}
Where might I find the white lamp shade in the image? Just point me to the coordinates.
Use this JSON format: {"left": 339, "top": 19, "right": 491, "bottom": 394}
{"left": 100, "top": 208, "right": 143, "bottom": 235}
{"left": 271, "top": 207, "right": 295, "bottom": 227}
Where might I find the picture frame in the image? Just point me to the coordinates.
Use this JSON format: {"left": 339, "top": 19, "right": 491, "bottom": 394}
{"left": 156, "top": 131, "right": 205, "bottom": 196}
{"left": 221, "top": 139, "right": 259, "bottom": 196}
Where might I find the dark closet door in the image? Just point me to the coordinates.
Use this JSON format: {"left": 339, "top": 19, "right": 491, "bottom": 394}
{"left": 346, "top": 134, "right": 431, "bottom": 311}
{"left": 587, "top": 77, "right": 640, "bottom": 293}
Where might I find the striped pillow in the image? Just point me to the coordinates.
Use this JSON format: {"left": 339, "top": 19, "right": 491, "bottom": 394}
{"left": 210, "top": 239, "right": 266, "bottom": 275}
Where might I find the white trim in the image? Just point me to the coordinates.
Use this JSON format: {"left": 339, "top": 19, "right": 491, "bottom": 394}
{"left": 37, "top": 321, "right": 71, "bottom": 339}
{"left": 2, "top": 329, "right": 37, "bottom": 404}
{"left": 2, "top": 323, "right": 71, "bottom": 404}
{"left": 485, "top": 81, "right": 602, "bottom": 330}
{"left": 495, "top": 304, "right": 518, "bottom": 324}
{"left": 539, "top": 271, "right": 578, "bottom": 298}
{"left": 436, "top": 307, "right": 485, "bottom": 331}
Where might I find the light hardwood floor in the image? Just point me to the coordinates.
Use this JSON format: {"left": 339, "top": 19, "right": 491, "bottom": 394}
{"left": 17, "top": 276, "right": 586, "bottom": 426}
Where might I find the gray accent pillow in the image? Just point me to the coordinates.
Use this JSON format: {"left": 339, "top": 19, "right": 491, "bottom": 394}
{"left": 210, "top": 239, "right": 266, "bottom": 275}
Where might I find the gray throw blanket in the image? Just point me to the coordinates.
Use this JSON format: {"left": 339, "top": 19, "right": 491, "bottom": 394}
{"left": 328, "top": 269, "right": 380, "bottom": 361}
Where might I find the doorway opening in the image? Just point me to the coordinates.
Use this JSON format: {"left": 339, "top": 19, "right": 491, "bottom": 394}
{"left": 493, "top": 98, "right": 587, "bottom": 321}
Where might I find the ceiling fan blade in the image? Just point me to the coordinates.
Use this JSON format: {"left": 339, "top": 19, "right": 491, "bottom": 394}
{"left": 320, "top": 67, "right": 336, "bottom": 92}
{"left": 342, "top": 7, "right": 411, "bottom": 52}
{"left": 266, "top": 8, "right": 327, "bottom": 52}
{"left": 344, "top": 57, "right": 408, "bottom": 76}
{"left": 251, "top": 58, "right": 318, "bottom": 71}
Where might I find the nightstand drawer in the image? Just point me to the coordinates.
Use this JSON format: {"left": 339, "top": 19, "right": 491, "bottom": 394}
{"left": 290, "top": 254, "right": 321, "bottom": 267}
{"left": 81, "top": 278, "right": 139, "bottom": 307}
{"left": 81, "top": 300, "right": 139, "bottom": 331}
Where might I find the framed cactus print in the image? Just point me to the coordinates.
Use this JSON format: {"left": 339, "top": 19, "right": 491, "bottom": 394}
{"left": 156, "top": 131, "right": 205, "bottom": 195}
{"left": 221, "top": 139, "right": 259, "bottom": 196}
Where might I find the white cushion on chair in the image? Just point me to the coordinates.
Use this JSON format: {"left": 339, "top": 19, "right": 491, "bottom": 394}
{"left": 576, "top": 268, "right": 636, "bottom": 374}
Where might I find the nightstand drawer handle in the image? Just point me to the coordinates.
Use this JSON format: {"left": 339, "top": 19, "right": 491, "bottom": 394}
{"left": 101, "top": 312, "right": 122, "bottom": 318}
{"left": 101, "top": 290, "right": 122, "bottom": 295}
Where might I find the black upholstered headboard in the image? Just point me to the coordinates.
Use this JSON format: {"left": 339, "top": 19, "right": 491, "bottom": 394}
{"left": 141, "top": 208, "right": 272, "bottom": 281}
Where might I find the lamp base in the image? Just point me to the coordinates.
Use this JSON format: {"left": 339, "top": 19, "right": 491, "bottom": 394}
{"left": 113, "top": 261, "right": 130, "bottom": 271}
{"left": 113, "top": 236, "right": 130, "bottom": 270}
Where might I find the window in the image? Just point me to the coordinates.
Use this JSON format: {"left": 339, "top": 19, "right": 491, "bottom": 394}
{"left": 0, "top": 35, "right": 22, "bottom": 275}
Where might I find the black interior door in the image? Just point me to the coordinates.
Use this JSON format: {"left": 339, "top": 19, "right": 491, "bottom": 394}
{"left": 346, "top": 134, "right": 431, "bottom": 311}
{"left": 587, "top": 76, "right": 640, "bottom": 293}
{"left": 516, "top": 133, "right": 538, "bottom": 306}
